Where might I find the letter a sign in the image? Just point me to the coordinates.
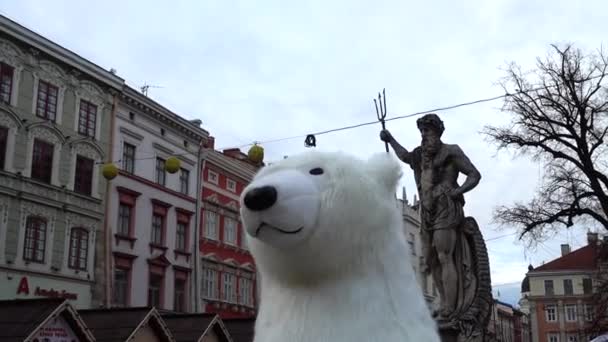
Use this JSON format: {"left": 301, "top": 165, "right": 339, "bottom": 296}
{"left": 17, "top": 276, "right": 29, "bottom": 295}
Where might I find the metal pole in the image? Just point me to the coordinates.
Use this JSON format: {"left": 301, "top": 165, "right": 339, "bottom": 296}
{"left": 192, "top": 140, "right": 205, "bottom": 312}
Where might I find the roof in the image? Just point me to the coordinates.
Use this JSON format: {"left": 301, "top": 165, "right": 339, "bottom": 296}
{"left": 0, "top": 298, "right": 94, "bottom": 342}
{"left": 206, "top": 150, "right": 259, "bottom": 182}
{"left": 531, "top": 244, "right": 599, "bottom": 273}
{"left": 222, "top": 318, "right": 255, "bottom": 342}
{"left": 161, "top": 313, "right": 232, "bottom": 342}
{"left": 79, "top": 307, "right": 174, "bottom": 342}
{"left": 0, "top": 14, "right": 124, "bottom": 89}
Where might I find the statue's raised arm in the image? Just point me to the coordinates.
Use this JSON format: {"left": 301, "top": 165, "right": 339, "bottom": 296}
{"left": 379, "top": 129, "right": 412, "bottom": 164}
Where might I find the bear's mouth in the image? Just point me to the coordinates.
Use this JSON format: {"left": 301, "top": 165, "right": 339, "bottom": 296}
{"left": 254, "top": 223, "right": 304, "bottom": 236}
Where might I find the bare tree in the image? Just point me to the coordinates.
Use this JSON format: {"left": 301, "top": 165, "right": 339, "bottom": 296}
{"left": 484, "top": 44, "right": 608, "bottom": 244}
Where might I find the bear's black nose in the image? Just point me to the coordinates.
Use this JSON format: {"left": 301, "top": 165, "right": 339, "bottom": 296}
{"left": 244, "top": 186, "right": 278, "bottom": 211}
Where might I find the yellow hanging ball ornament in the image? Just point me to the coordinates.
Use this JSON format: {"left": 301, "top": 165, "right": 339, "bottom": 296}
{"left": 248, "top": 144, "right": 264, "bottom": 164}
{"left": 102, "top": 163, "right": 118, "bottom": 180}
{"left": 165, "top": 156, "right": 181, "bottom": 174}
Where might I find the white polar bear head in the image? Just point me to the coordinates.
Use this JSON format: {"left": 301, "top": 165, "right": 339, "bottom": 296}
{"left": 240, "top": 150, "right": 403, "bottom": 282}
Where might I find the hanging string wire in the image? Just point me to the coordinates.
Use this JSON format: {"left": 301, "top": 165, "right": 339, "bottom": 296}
{"left": 100, "top": 72, "right": 605, "bottom": 165}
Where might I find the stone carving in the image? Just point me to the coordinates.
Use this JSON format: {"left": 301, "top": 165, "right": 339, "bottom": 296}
{"left": 0, "top": 109, "right": 21, "bottom": 129}
{"left": 21, "top": 202, "right": 56, "bottom": 231}
{"left": 380, "top": 113, "right": 492, "bottom": 342}
{"left": 28, "top": 125, "right": 64, "bottom": 145}
{"left": 71, "top": 140, "right": 103, "bottom": 160}
{"left": 66, "top": 212, "right": 98, "bottom": 230}
{"left": 37, "top": 60, "right": 68, "bottom": 86}
{"left": 77, "top": 80, "right": 107, "bottom": 104}
{"left": 0, "top": 39, "right": 24, "bottom": 66}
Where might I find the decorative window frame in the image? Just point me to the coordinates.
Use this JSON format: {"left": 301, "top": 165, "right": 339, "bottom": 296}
{"left": 0, "top": 108, "right": 23, "bottom": 172}
{"left": 63, "top": 213, "right": 96, "bottom": 275}
{"left": 24, "top": 124, "right": 65, "bottom": 187}
{"left": 67, "top": 139, "right": 104, "bottom": 198}
{"left": 207, "top": 169, "right": 219, "bottom": 185}
{"left": 0, "top": 38, "right": 25, "bottom": 108}
{"left": 72, "top": 81, "right": 107, "bottom": 141}
{"left": 119, "top": 127, "right": 143, "bottom": 173}
{"left": 31, "top": 60, "right": 68, "bottom": 124}
{"left": 16, "top": 202, "right": 56, "bottom": 272}
{"left": 226, "top": 178, "right": 237, "bottom": 192}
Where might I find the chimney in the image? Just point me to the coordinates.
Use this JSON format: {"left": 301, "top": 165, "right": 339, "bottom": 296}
{"left": 207, "top": 136, "right": 215, "bottom": 149}
{"left": 560, "top": 244, "right": 571, "bottom": 256}
{"left": 222, "top": 148, "right": 245, "bottom": 160}
{"left": 588, "top": 232, "right": 599, "bottom": 245}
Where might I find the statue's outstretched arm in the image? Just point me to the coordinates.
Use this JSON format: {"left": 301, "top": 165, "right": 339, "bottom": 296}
{"left": 380, "top": 129, "right": 412, "bottom": 165}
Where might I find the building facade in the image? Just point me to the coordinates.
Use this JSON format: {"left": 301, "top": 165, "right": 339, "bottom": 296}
{"left": 0, "top": 14, "right": 123, "bottom": 309}
{"left": 105, "top": 85, "right": 209, "bottom": 312}
{"left": 200, "top": 148, "right": 259, "bottom": 318}
{"left": 521, "top": 233, "right": 606, "bottom": 342}
{"left": 397, "top": 188, "right": 437, "bottom": 305}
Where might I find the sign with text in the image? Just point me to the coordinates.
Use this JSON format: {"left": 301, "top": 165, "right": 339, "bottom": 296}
{"left": 16, "top": 276, "right": 78, "bottom": 300}
{"left": 32, "top": 316, "right": 78, "bottom": 342}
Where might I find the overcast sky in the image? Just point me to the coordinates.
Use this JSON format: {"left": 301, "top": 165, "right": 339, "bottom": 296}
{"left": 3, "top": 0, "right": 607, "bottom": 306}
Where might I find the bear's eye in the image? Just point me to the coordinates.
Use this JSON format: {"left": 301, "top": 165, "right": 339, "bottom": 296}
{"left": 309, "top": 167, "right": 324, "bottom": 175}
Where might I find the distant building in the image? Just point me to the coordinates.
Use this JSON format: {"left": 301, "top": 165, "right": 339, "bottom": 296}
{"left": 199, "top": 148, "right": 259, "bottom": 318}
{"left": 104, "top": 86, "right": 209, "bottom": 312}
{"left": 397, "top": 187, "right": 437, "bottom": 305}
{"left": 520, "top": 232, "right": 607, "bottom": 342}
{"left": 0, "top": 14, "right": 123, "bottom": 309}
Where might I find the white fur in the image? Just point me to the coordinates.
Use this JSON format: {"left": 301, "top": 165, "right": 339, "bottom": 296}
{"left": 240, "top": 151, "right": 440, "bottom": 342}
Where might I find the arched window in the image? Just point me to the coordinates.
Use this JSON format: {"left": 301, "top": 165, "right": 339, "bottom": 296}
{"left": 68, "top": 227, "right": 89, "bottom": 270}
{"left": 23, "top": 216, "right": 47, "bottom": 263}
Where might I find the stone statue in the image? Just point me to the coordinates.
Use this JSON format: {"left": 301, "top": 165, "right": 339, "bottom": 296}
{"left": 380, "top": 113, "right": 493, "bottom": 342}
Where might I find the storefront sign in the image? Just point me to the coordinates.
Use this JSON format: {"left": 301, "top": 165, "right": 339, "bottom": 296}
{"left": 32, "top": 316, "right": 78, "bottom": 342}
{"left": 16, "top": 276, "right": 78, "bottom": 300}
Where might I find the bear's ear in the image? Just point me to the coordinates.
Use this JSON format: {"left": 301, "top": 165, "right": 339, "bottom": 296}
{"left": 366, "top": 152, "right": 403, "bottom": 194}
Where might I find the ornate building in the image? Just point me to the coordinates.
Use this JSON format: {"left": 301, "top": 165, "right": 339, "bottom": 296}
{"left": 0, "top": 14, "right": 123, "bottom": 309}
{"left": 397, "top": 187, "right": 437, "bottom": 305}
{"left": 102, "top": 85, "right": 210, "bottom": 312}
{"left": 199, "top": 148, "right": 259, "bottom": 318}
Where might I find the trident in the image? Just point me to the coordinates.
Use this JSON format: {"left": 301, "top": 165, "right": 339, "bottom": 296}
{"left": 374, "top": 88, "right": 388, "bottom": 152}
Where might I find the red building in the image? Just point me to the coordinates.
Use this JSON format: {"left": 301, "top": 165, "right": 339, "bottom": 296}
{"left": 199, "top": 147, "right": 260, "bottom": 318}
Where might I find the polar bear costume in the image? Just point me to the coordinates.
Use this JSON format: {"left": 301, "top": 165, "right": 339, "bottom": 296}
{"left": 240, "top": 151, "right": 440, "bottom": 342}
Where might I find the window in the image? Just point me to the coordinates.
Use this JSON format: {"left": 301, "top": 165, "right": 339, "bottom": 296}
{"left": 567, "top": 334, "right": 578, "bottom": 342}
{"left": 563, "top": 279, "right": 573, "bottom": 295}
{"left": 545, "top": 304, "right": 557, "bottom": 322}
{"left": 117, "top": 203, "right": 132, "bottom": 236}
{"left": 585, "top": 304, "right": 595, "bottom": 321}
{"left": 148, "top": 273, "right": 163, "bottom": 307}
{"left": 408, "top": 232, "right": 416, "bottom": 255}
{"left": 241, "top": 226, "right": 248, "bottom": 250}
{"left": 583, "top": 278, "right": 593, "bottom": 294}
{"left": 547, "top": 334, "right": 559, "bottom": 342}
{"left": 68, "top": 228, "right": 88, "bottom": 270}
{"left": 0, "top": 126, "right": 8, "bottom": 170}
{"left": 222, "top": 272, "right": 236, "bottom": 303}
{"left": 179, "top": 168, "right": 189, "bottom": 194}
{"left": 0, "top": 62, "right": 14, "bottom": 104}
{"left": 31, "top": 139, "right": 54, "bottom": 183}
{"left": 122, "top": 143, "right": 135, "bottom": 173}
{"left": 174, "top": 277, "right": 186, "bottom": 312}
{"left": 204, "top": 211, "right": 218, "bottom": 239}
{"left": 224, "top": 218, "right": 237, "bottom": 245}
{"left": 565, "top": 304, "right": 577, "bottom": 322}
{"left": 23, "top": 216, "right": 46, "bottom": 263}
{"left": 113, "top": 268, "right": 129, "bottom": 306}
{"left": 78, "top": 100, "right": 97, "bottom": 137}
{"left": 208, "top": 170, "right": 218, "bottom": 184}
{"left": 545, "top": 280, "right": 554, "bottom": 295}
{"left": 176, "top": 222, "right": 187, "bottom": 251}
{"left": 155, "top": 157, "right": 166, "bottom": 186}
{"left": 202, "top": 268, "right": 218, "bottom": 299}
{"left": 226, "top": 178, "right": 236, "bottom": 192}
{"left": 36, "top": 80, "right": 58, "bottom": 121}
{"left": 74, "top": 155, "right": 94, "bottom": 195}
{"left": 151, "top": 214, "right": 164, "bottom": 245}
{"left": 239, "top": 278, "right": 253, "bottom": 306}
